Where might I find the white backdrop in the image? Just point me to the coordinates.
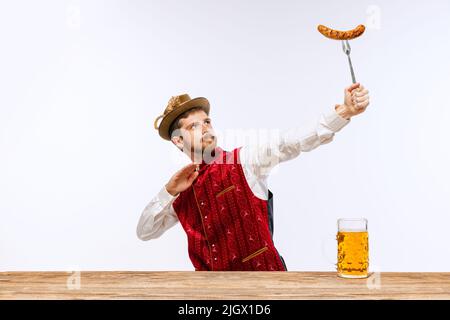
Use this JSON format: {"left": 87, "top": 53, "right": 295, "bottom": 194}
{"left": 1, "top": 0, "right": 449, "bottom": 272}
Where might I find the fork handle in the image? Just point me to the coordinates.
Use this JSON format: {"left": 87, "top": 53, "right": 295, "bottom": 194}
{"left": 347, "top": 55, "right": 356, "bottom": 84}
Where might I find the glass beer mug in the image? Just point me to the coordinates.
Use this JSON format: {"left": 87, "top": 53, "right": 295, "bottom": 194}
{"left": 336, "top": 218, "right": 369, "bottom": 278}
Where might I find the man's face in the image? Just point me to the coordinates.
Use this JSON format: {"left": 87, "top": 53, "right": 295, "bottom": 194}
{"left": 175, "top": 110, "right": 217, "bottom": 155}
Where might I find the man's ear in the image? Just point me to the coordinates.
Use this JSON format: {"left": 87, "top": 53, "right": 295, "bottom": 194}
{"left": 171, "top": 136, "right": 184, "bottom": 151}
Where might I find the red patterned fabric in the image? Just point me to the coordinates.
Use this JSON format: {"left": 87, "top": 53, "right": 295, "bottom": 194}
{"left": 173, "top": 147, "right": 286, "bottom": 271}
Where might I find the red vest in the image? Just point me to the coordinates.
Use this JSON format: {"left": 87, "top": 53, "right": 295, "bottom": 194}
{"left": 173, "top": 147, "right": 286, "bottom": 271}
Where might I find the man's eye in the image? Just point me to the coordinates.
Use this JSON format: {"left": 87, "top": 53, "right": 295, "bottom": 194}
{"left": 205, "top": 120, "right": 211, "bottom": 124}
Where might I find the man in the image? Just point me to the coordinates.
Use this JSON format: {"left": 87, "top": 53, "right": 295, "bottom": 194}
{"left": 137, "top": 83, "right": 370, "bottom": 271}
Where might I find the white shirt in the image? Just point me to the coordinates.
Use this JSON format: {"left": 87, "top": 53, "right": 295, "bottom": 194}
{"left": 136, "top": 105, "right": 351, "bottom": 241}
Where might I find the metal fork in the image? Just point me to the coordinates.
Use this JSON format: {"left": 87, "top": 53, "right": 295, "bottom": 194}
{"left": 342, "top": 40, "right": 356, "bottom": 84}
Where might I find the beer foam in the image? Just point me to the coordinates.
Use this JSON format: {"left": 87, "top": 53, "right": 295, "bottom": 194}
{"left": 338, "top": 228, "right": 367, "bottom": 232}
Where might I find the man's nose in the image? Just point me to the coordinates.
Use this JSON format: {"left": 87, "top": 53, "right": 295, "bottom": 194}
{"left": 202, "top": 123, "right": 211, "bottom": 134}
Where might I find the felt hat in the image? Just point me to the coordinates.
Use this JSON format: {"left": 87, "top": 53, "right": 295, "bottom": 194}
{"left": 154, "top": 94, "right": 210, "bottom": 140}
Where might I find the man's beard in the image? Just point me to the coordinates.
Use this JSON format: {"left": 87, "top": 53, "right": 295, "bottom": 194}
{"left": 188, "top": 134, "right": 217, "bottom": 163}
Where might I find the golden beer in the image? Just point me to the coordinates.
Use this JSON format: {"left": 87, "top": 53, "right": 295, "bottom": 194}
{"left": 337, "top": 219, "right": 369, "bottom": 278}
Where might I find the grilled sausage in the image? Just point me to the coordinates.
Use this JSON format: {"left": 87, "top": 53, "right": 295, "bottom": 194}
{"left": 317, "top": 24, "right": 365, "bottom": 40}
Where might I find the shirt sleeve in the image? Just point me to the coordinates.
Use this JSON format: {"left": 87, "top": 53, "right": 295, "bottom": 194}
{"left": 240, "top": 105, "right": 351, "bottom": 178}
{"left": 136, "top": 186, "right": 179, "bottom": 241}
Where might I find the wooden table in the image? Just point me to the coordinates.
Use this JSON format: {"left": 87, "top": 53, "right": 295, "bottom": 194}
{"left": 1, "top": 272, "right": 449, "bottom": 300}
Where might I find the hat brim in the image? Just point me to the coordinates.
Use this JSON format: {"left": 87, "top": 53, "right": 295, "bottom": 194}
{"left": 158, "top": 97, "right": 210, "bottom": 140}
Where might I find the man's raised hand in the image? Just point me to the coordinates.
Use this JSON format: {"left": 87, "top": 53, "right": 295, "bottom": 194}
{"left": 165, "top": 163, "right": 199, "bottom": 196}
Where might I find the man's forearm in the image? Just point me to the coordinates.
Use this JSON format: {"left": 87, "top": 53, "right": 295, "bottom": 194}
{"left": 136, "top": 186, "right": 179, "bottom": 240}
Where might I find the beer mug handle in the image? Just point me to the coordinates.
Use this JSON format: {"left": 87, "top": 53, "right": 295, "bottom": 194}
{"left": 320, "top": 235, "right": 338, "bottom": 271}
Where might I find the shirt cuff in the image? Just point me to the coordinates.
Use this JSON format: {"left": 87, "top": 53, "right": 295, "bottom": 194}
{"left": 322, "top": 105, "right": 351, "bottom": 132}
{"left": 158, "top": 185, "right": 178, "bottom": 205}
